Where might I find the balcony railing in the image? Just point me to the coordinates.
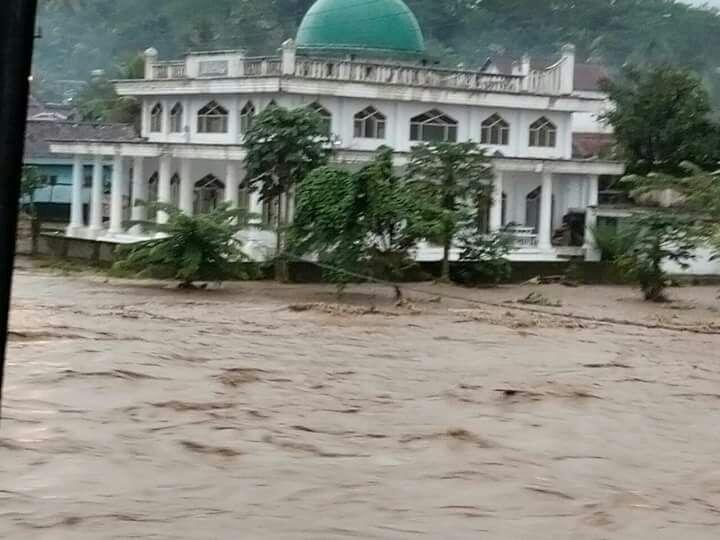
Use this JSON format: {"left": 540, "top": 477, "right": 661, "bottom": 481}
{"left": 504, "top": 226, "right": 539, "bottom": 248}
{"left": 147, "top": 51, "right": 571, "bottom": 95}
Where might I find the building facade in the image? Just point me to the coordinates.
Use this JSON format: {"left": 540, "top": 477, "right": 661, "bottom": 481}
{"left": 50, "top": 0, "right": 624, "bottom": 261}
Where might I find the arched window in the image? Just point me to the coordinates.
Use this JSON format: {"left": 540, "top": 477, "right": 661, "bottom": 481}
{"left": 147, "top": 173, "right": 159, "bottom": 219}
{"left": 308, "top": 102, "right": 332, "bottom": 136}
{"left": 354, "top": 106, "right": 386, "bottom": 139}
{"left": 481, "top": 114, "right": 510, "bottom": 146}
{"left": 197, "top": 101, "right": 228, "bottom": 133}
{"left": 529, "top": 117, "right": 557, "bottom": 148}
{"left": 239, "top": 101, "right": 256, "bottom": 134}
{"left": 194, "top": 175, "right": 226, "bottom": 215}
{"left": 150, "top": 103, "right": 163, "bottom": 133}
{"left": 170, "top": 103, "right": 183, "bottom": 133}
{"left": 410, "top": 109, "right": 458, "bottom": 142}
{"left": 170, "top": 174, "right": 180, "bottom": 207}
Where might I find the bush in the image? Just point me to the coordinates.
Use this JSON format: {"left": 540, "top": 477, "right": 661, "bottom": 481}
{"left": 454, "top": 232, "right": 512, "bottom": 286}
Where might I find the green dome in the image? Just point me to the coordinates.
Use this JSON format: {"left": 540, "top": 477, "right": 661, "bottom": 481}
{"left": 296, "top": 0, "right": 425, "bottom": 57}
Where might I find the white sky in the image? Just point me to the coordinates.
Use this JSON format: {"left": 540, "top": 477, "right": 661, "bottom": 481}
{"left": 685, "top": 0, "right": 720, "bottom": 7}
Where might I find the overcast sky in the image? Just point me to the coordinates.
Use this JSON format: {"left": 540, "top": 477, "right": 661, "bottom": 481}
{"left": 685, "top": 0, "right": 720, "bottom": 7}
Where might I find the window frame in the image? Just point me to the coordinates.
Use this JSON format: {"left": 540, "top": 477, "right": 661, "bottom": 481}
{"left": 528, "top": 117, "right": 557, "bottom": 148}
{"left": 307, "top": 102, "right": 332, "bottom": 137}
{"left": 481, "top": 113, "right": 510, "bottom": 146}
{"left": 353, "top": 106, "right": 387, "bottom": 139}
{"left": 409, "top": 109, "right": 458, "bottom": 143}
{"left": 150, "top": 102, "right": 163, "bottom": 133}
{"left": 239, "top": 101, "right": 256, "bottom": 135}
{"left": 197, "top": 100, "right": 229, "bottom": 134}
{"left": 169, "top": 102, "right": 183, "bottom": 133}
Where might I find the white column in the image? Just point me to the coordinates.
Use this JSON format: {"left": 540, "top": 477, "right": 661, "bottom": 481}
{"left": 88, "top": 155, "right": 104, "bottom": 236}
{"left": 224, "top": 161, "right": 239, "bottom": 208}
{"left": 130, "top": 156, "right": 146, "bottom": 229}
{"left": 66, "top": 154, "right": 84, "bottom": 236}
{"left": 584, "top": 174, "right": 601, "bottom": 261}
{"left": 157, "top": 154, "right": 172, "bottom": 224}
{"left": 538, "top": 171, "right": 553, "bottom": 250}
{"left": 179, "top": 158, "right": 194, "bottom": 215}
{"left": 489, "top": 171, "right": 504, "bottom": 232}
{"left": 108, "top": 153, "right": 126, "bottom": 235}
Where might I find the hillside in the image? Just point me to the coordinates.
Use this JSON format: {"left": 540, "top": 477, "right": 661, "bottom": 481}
{"left": 32, "top": 0, "right": 720, "bottom": 103}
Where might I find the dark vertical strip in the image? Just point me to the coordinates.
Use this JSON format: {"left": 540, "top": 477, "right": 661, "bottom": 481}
{"left": 0, "top": 0, "right": 39, "bottom": 418}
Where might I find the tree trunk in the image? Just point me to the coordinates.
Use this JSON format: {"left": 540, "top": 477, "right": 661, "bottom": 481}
{"left": 441, "top": 238, "right": 451, "bottom": 282}
{"left": 274, "top": 193, "right": 289, "bottom": 282}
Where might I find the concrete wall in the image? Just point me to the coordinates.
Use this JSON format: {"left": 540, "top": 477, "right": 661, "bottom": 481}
{"left": 142, "top": 93, "right": 574, "bottom": 159}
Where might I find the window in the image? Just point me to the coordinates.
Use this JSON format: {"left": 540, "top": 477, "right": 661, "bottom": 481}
{"left": 481, "top": 114, "right": 510, "bottom": 146}
{"left": 170, "top": 174, "right": 180, "bottom": 207}
{"left": 239, "top": 101, "right": 255, "bottom": 134}
{"left": 194, "top": 174, "right": 225, "bottom": 215}
{"left": 197, "top": 100, "right": 228, "bottom": 133}
{"left": 410, "top": 109, "right": 458, "bottom": 142}
{"left": 354, "top": 106, "right": 386, "bottom": 139}
{"left": 170, "top": 103, "right": 183, "bottom": 133}
{"left": 307, "top": 102, "right": 332, "bottom": 137}
{"left": 529, "top": 117, "right": 557, "bottom": 147}
{"left": 150, "top": 103, "right": 163, "bottom": 133}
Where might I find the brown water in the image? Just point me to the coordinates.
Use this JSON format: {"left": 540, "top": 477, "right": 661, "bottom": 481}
{"left": 3, "top": 268, "right": 720, "bottom": 538}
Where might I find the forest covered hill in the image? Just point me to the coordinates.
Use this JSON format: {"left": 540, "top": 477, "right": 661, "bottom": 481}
{"left": 33, "top": 0, "right": 720, "bottom": 104}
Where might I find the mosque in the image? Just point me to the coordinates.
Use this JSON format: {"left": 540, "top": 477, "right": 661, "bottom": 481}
{"left": 49, "top": 0, "right": 624, "bottom": 261}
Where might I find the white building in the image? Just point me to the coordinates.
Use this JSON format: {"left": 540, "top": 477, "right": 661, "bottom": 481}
{"left": 50, "top": 0, "right": 624, "bottom": 261}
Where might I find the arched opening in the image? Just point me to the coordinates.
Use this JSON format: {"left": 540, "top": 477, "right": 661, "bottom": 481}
{"left": 150, "top": 103, "right": 163, "bottom": 133}
{"left": 481, "top": 113, "right": 510, "bottom": 146}
{"left": 529, "top": 117, "right": 557, "bottom": 147}
{"left": 147, "top": 172, "right": 159, "bottom": 219}
{"left": 170, "top": 174, "right": 180, "bottom": 208}
{"left": 525, "top": 187, "right": 555, "bottom": 232}
{"left": 194, "top": 175, "right": 225, "bottom": 215}
{"left": 307, "top": 102, "right": 332, "bottom": 136}
{"left": 170, "top": 102, "right": 183, "bottom": 133}
{"left": 410, "top": 109, "right": 458, "bottom": 142}
{"left": 239, "top": 101, "right": 256, "bottom": 134}
{"left": 197, "top": 101, "right": 229, "bottom": 133}
{"left": 354, "top": 106, "right": 386, "bottom": 139}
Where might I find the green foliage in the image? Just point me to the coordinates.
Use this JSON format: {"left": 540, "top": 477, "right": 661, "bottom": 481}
{"left": 601, "top": 65, "right": 719, "bottom": 174}
{"left": 405, "top": 141, "right": 494, "bottom": 280}
{"left": 244, "top": 105, "right": 330, "bottom": 203}
{"left": 244, "top": 105, "right": 330, "bottom": 278}
{"left": 34, "top": 1, "right": 720, "bottom": 107}
{"left": 72, "top": 57, "right": 144, "bottom": 129}
{"left": 112, "top": 203, "right": 249, "bottom": 286}
{"left": 615, "top": 212, "right": 698, "bottom": 301}
{"left": 454, "top": 232, "right": 512, "bottom": 286}
{"left": 289, "top": 148, "right": 423, "bottom": 293}
{"left": 590, "top": 223, "right": 634, "bottom": 262}
{"left": 20, "top": 166, "right": 44, "bottom": 202}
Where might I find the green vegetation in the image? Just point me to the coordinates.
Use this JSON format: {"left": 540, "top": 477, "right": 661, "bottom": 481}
{"left": 405, "top": 142, "right": 494, "bottom": 281}
{"left": 34, "top": 1, "right": 720, "bottom": 107}
{"left": 615, "top": 213, "right": 698, "bottom": 302}
{"left": 243, "top": 105, "right": 330, "bottom": 281}
{"left": 289, "top": 147, "right": 424, "bottom": 297}
{"left": 601, "top": 65, "right": 720, "bottom": 174}
{"left": 113, "top": 203, "right": 249, "bottom": 287}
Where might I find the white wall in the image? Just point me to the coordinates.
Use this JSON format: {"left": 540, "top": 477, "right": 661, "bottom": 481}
{"left": 143, "top": 93, "right": 575, "bottom": 159}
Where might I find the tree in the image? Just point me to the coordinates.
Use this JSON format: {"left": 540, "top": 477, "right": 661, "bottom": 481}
{"left": 615, "top": 212, "right": 698, "bottom": 302}
{"left": 243, "top": 104, "right": 330, "bottom": 280}
{"left": 289, "top": 147, "right": 422, "bottom": 297}
{"left": 72, "top": 55, "right": 144, "bottom": 130}
{"left": 113, "top": 203, "right": 249, "bottom": 288}
{"left": 601, "top": 65, "right": 719, "bottom": 174}
{"left": 622, "top": 161, "right": 720, "bottom": 259}
{"left": 20, "top": 166, "right": 44, "bottom": 217}
{"left": 405, "top": 142, "right": 494, "bottom": 281}
{"left": 455, "top": 231, "right": 512, "bottom": 286}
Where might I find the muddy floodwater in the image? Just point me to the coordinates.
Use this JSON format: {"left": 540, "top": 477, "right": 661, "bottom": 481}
{"left": 3, "top": 265, "right": 720, "bottom": 539}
